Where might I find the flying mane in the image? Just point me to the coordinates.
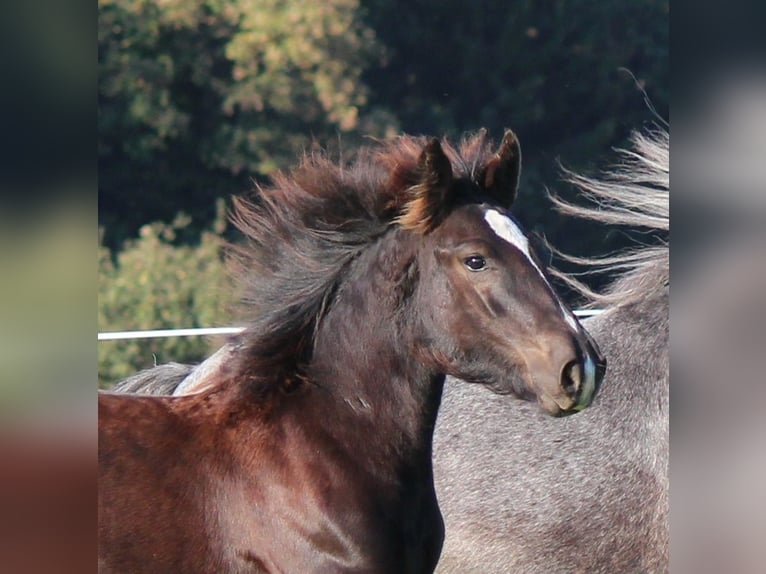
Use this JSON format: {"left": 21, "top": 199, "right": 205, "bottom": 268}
{"left": 550, "top": 129, "right": 669, "bottom": 307}
{"left": 226, "top": 131, "right": 503, "bottom": 391}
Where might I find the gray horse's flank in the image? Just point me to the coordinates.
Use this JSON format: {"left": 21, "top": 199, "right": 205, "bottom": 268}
{"left": 109, "top": 129, "right": 668, "bottom": 573}
{"left": 434, "top": 130, "right": 669, "bottom": 573}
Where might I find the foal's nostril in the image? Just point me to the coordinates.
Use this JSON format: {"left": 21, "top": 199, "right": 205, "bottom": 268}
{"left": 561, "top": 360, "right": 582, "bottom": 396}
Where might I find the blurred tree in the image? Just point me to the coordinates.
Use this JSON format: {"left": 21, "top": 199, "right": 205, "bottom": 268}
{"left": 98, "top": 0, "right": 396, "bottom": 248}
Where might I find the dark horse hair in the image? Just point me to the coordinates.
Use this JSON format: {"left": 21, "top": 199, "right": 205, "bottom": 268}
{"left": 101, "top": 129, "right": 604, "bottom": 573}
{"left": 433, "top": 128, "right": 669, "bottom": 573}
{"left": 218, "top": 130, "right": 525, "bottom": 393}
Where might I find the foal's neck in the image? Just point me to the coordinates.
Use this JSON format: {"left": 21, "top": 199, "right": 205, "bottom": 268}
{"left": 308, "top": 234, "right": 444, "bottom": 460}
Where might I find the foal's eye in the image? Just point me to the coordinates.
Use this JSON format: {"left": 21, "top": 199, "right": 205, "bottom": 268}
{"left": 464, "top": 255, "right": 487, "bottom": 271}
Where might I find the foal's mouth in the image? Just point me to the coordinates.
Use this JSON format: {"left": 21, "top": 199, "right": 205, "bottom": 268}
{"left": 537, "top": 354, "right": 604, "bottom": 417}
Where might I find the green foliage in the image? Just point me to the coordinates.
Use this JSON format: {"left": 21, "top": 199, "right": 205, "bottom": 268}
{"left": 98, "top": 202, "right": 234, "bottom": 388}
{"left": 99, "top": 0, "right": 398, "bottom": 246}
{"left": 215, "top": 0, "right": 391, "bottom": 174}
{"left": 99, "top": 0, "right": 388, "bottom": 171}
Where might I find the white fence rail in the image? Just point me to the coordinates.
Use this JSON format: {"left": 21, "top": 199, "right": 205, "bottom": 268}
{"left": 98, "top": 327, "right": 245, "bottom": 341}
{"left": 97, "top": 310, "right": 604, "bottom": 341}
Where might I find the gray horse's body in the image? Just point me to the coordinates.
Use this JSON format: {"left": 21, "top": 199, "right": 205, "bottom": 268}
{"left": 434, "top": 265, "right": 668, "bottom": 573}
{"left": 431, "top": 130, "right": 669, "bottom": 574}
{"left": 109, "top": 130, "right": 669, "bottom": 573}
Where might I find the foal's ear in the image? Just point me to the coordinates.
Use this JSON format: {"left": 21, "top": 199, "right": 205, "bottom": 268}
{"left": 480, "top": 129, "right": 521, "bottom": 208}
{"left": 397, "top": 138, "right": 454, "bottom": 233}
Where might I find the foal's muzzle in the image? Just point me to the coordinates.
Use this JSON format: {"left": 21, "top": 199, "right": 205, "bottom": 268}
{"left": 537, "top": 329, "right": 606, "bottom": 416}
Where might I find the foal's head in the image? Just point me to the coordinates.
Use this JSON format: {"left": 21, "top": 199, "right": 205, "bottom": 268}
{"left": 230, "top": 129, "right": 604, "bottom": 416}
{"left": 387, "top": 131, "right": 604, "bottom": 415}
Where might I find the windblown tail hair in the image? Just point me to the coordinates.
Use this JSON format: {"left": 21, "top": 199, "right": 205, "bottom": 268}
{"left": 550, "top": 129, "right": 669, "bottom": 307}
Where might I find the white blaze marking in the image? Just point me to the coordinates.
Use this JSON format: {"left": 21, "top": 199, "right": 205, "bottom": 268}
{"left": 484, "top": 209, "right": 582, "bottom": 332}
{"left": 484, "top": 209, "right": 540, "bottom": 274}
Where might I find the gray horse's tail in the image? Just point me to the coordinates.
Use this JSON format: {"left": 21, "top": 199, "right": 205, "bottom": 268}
{"left": 550, "top": 128, "right": 669, "bottom": 307}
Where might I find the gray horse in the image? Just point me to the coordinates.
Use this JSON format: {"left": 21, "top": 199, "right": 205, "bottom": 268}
{"left": 433, "top": 130, "right": 668, "bottom": 573}
{"left": 109, "top": 129, "right": 668, "bottom": 573}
